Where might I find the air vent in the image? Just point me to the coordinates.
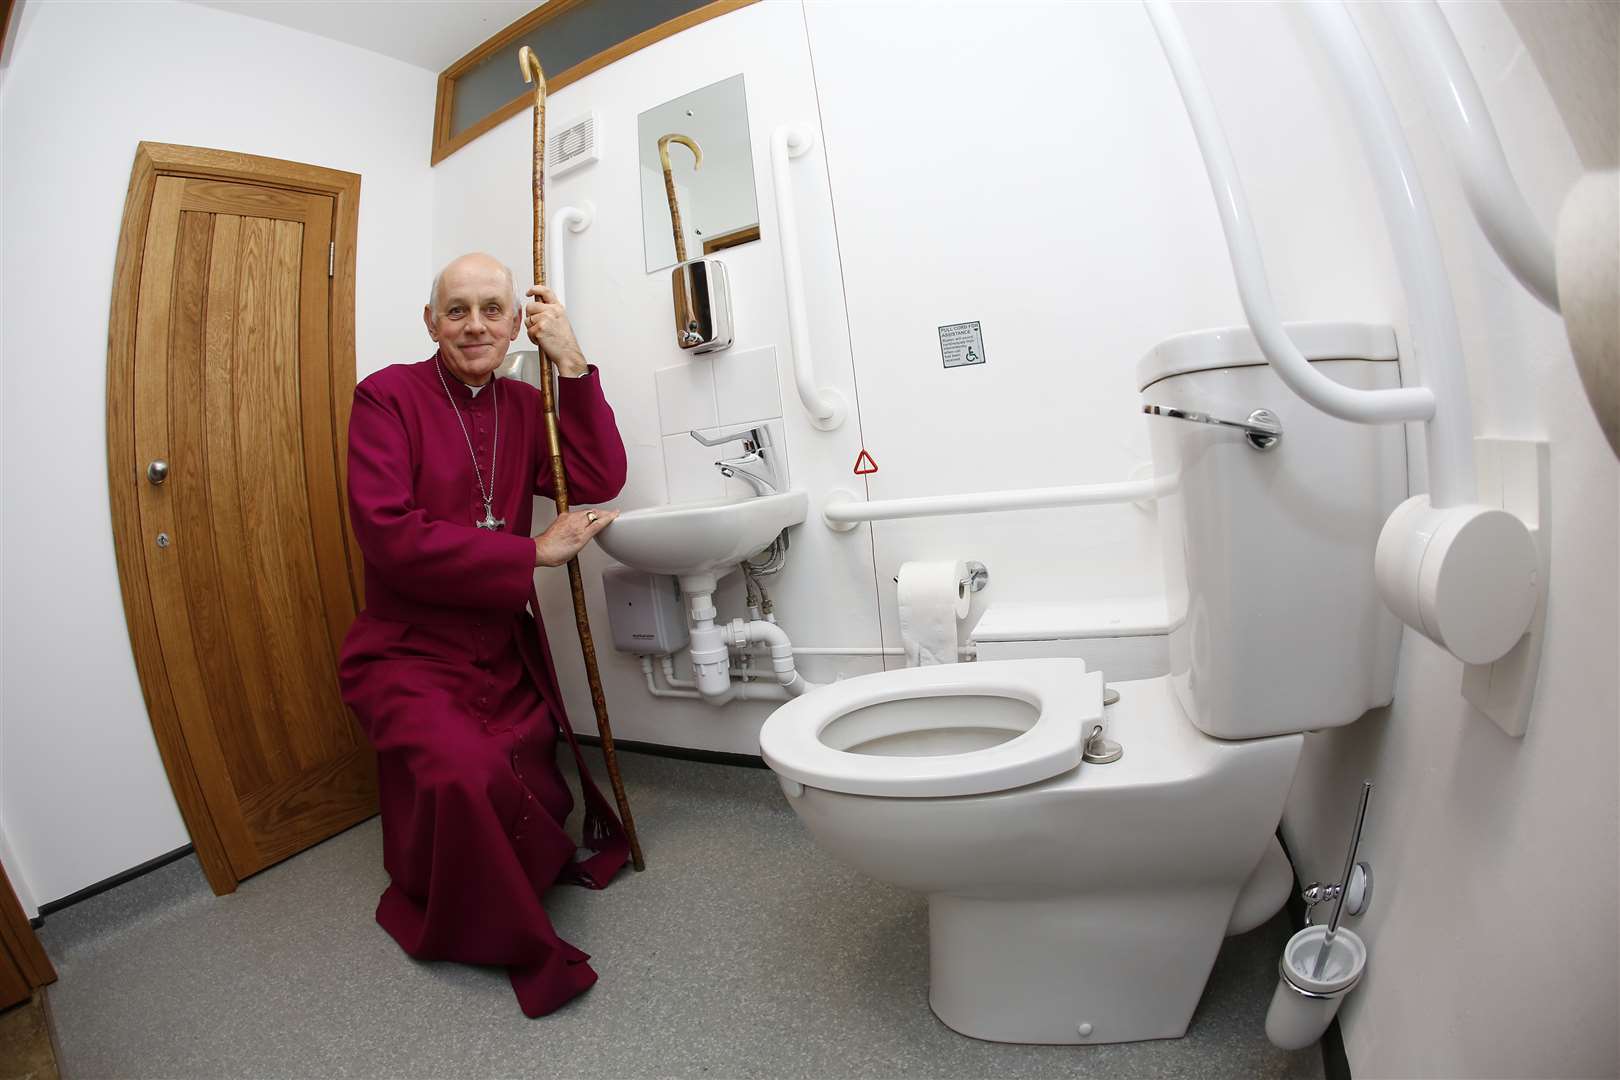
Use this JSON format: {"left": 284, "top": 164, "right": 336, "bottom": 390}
{"left": 548, "top": 112, "right": 599, "bottom": 178}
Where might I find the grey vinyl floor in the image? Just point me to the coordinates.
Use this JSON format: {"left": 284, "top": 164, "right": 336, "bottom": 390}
{"left": 40, "top": 751, "right": 1323, "bottom": 1079}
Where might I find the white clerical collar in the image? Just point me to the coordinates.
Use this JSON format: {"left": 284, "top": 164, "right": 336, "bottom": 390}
{"left": 467, "top": 381, "right": 487, "bottom": 397}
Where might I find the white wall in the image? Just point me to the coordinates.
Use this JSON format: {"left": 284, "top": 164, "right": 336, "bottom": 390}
{"left": 0, "top": 0, "right": 437, "bottom": 908}
{"left": 432, "top": 2, "right": 1617, "bottom": 1075}
{"left": 803, "top": 0, "right": 1407, "bottom": 649}
{"left": 1273, "top": 3, "right": 1620, "bottom": 1077}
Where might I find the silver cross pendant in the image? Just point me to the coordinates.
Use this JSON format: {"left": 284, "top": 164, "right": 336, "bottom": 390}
{"left": 476, "top": 502, "right": 506, "bottom": 531}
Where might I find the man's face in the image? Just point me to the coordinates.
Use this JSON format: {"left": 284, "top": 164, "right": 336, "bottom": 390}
{"left": 424, "top": 257, "right": 520, "bottom": 386}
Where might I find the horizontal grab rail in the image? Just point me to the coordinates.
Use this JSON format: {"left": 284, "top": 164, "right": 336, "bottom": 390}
{"left": 769, "top": 124, "right": 847, "bottom": 431}
{"left": 1385, "top": 0, "right": 1559, "bottom": 311}
{"left": 823, "top": 475, "right": 1171, "bottom": 529}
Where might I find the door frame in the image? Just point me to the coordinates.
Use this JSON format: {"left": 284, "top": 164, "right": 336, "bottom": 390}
{"left": 106, "top": 142, "right": 362, "bottom": 896}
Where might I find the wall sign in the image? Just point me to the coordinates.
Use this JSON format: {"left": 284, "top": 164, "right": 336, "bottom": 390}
{"left": 938, "top": 321, "right": 986, "bottom": 369}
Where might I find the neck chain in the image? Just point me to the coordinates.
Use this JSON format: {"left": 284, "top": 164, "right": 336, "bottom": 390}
{"left": 435, "top": 356, "right": 504, "bottom": 530}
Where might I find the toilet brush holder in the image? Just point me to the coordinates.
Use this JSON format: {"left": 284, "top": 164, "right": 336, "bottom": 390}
{"left": 1265, "top": 925, "right": 1366, "bottom": 1050}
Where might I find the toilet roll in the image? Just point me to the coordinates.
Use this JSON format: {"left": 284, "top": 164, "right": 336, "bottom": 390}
{"left": 897, "top": 561, "right": 970, "bottom": 667}
{"left": 1556, "top": 169, "right": 1619, "bottom": 460}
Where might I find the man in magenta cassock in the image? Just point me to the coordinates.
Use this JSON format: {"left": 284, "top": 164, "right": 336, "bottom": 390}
{"left": 339, "top": 252, "right": 628, "bottom": 1018}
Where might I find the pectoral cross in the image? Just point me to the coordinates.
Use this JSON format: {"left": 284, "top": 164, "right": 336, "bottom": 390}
{"left": 476, "top": 501, "right": 506, "bottom": 531}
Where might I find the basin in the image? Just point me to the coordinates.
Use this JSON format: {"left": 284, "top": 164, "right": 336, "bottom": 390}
{"left": 595, "top": 490, "right": 808, "bottom": 585}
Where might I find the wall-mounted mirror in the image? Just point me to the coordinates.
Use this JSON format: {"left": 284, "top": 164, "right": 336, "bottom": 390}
{"left": 638, "top": 74, "right": 761, "bottom": 273}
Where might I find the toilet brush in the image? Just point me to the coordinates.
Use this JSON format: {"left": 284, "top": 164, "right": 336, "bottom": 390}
{"left": 1313, "top": 780, "right": 1372, "bottom": 977}
{"left": 1265, "top": 781, "right": 1373, "bottom": 1049}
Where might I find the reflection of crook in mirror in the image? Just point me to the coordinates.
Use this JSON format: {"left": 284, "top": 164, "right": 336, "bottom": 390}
{"left": 657, "top": 133, "right": 703, "bottom": 262}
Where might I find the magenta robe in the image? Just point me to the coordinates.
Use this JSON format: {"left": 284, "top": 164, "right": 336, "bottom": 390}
{"left": 338, "top": 352, "right": 629, "bottom": 1017}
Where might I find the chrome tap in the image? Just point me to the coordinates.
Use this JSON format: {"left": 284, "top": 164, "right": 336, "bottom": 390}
{"left": 690, "top": 426, "right": 779, "bottom": 495}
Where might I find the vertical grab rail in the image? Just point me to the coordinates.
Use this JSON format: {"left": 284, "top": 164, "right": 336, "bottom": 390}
{"left": 770, "top": 124, "right": 847, "bottom": 431}
{"left": 1299, "top": 1, "right": 1478, "bottom": 509}
{"left": 499, "top": 204, "right": 592, "bottom": 386}
{"left": 547, "top": 203, "right": 593, "bottom": 308}
{"left": 1385, "top": 1, "right": 1560, "bottom": 313}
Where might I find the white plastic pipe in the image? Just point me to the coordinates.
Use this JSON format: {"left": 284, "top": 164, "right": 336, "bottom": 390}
{"left": 640, "top": 657, "right": 790, "bottom": 702}
{"left": 732, "top": 619, "right": 816, "bottom": 697}
{"left": 748, "top": 644, "right": 978, "bottom": 659}
{"left": 1385, "top": 1, "right": 1559, "bottom": 312}
{"left": 769, "top": 125, "right": 848, "bottom": 432}
{"left": 823, "top": 475, "right": 1169, "bottom": 527}
{"left": 1300, "top": 2, "right": 1478, "bottom": 509}
{"left": 546, "top": 203, "right": 593, "bottom": 307}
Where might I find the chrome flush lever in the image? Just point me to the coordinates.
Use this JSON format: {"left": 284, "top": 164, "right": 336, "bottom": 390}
{"left": 1143, "top": 405, "right": 1282, "bottom": 450}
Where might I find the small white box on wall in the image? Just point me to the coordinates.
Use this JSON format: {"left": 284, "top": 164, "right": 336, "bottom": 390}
{"left": 602, "top": 567, "right": 689, "bottom": 655}
{"left": 546, "top": 112, "right": 600, "bottom": 178}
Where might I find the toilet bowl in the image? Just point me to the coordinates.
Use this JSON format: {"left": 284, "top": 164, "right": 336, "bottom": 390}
{"left": 761, "top": 662, "right": 1302, "bottom": 1044}
{"left": 758, "top": 323, "right": 1410, "bottom": 1045}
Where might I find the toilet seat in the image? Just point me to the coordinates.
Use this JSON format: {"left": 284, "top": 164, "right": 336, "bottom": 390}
{"left": 759, "top": 659, "right": 1103, "bottom": 798}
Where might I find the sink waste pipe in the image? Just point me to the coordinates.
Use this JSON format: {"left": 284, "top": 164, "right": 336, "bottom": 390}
{"left": 680, "top": 577, "right": 819, "bottom": 700}
{"left": 518, "top": 46, "right": 644, "bottom": 871}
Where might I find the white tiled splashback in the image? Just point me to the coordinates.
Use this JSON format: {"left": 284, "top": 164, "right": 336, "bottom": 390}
{"left": 655, "top": 346, "right": 788, "bottom": 503}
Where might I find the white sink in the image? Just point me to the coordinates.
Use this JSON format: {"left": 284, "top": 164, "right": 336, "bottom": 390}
{"left": 595, "top": 490, "right": 809, "bottom": 582}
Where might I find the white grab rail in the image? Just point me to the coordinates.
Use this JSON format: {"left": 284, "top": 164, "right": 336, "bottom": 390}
{"left": 769, "top": 124, "right": 847, "bottom": 431}
{"left": 1145, "top": 0, "right": 1481, "bottom": 509}
{"left": 1146, "top": 0, "right": 1541, "bottom": 680}
{"left": 822, "top": 475, "right": 1171, "bottom": 529}
{"left": 1385, "top": 0, "right": 1559, "bottom": 312}
{"left": 546, "top": 202, "right": 593, "bottom": 307}
{"left": 1302, "top": 2, "right": 1477, "bottom": 509}
{"left": 1143, "top": 1, "right": 1435, "bottom": 426}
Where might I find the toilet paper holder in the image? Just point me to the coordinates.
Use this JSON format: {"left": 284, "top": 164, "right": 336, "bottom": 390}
{"left": 892, "top": 561, "right": 988, "bottom": 599}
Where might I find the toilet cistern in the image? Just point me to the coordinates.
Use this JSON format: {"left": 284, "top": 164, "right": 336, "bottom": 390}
{"left": 691, "top": 426, "right": 779, "bottom": 495}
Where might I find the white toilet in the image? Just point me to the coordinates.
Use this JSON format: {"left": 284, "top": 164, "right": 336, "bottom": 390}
{"left": 759, "top": 323, "right": 1408, "bottom": 1045}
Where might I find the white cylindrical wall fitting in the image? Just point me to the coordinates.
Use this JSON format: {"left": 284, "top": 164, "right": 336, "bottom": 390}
{"left": 1375, "top": 496, "right": 1540, "bottom": 665}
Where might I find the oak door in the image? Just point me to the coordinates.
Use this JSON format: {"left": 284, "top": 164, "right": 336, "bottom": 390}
{"left": 0, "top": 859, "right": 54, "bottom": 1010}
{"left": 125, "top": 169, "right": 374, "bottom": 888}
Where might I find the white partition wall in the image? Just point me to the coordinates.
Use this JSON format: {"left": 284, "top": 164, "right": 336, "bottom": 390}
{"left": 0, "top": 0, "right": 437, "bottom": 906}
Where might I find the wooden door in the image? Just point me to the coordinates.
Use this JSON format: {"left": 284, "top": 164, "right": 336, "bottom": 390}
{"left": 0, "top": 862, "right": 54, "bottom": 1011}
{"left": 109, "top": 145, "right": 372, "bottom": 895}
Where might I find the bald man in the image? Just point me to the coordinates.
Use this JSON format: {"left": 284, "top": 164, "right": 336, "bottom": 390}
{"left": 339, "top": 253, "right": 627, "bottom": 1017}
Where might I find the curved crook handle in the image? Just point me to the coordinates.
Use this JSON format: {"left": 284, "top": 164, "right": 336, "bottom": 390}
{"left": 658, "top": 133, "right": 703, "bottom": 174}
{"left": 519, "top": 45, "right": 548, "bottom": 286}
{"left": 517, "top": 46, "right": 546, "bottom": 93}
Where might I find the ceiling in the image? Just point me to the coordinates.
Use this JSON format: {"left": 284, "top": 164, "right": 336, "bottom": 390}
{"left": 189, "top": 1, "right": 543, "bottom": 72}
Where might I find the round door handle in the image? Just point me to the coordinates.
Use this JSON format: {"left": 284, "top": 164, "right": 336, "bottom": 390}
{"left": 146, "top": 459, "right": 169, "bottom": 485}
